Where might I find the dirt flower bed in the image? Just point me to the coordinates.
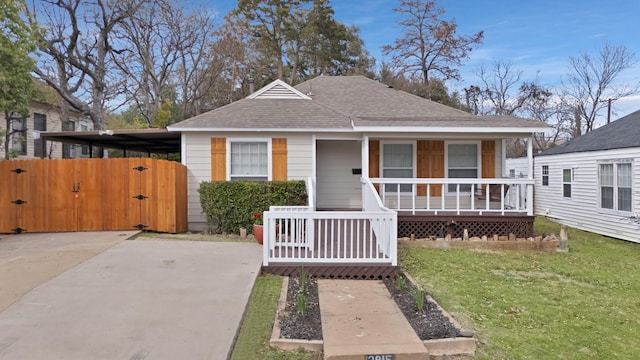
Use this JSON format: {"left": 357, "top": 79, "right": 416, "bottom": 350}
{"left": 277, "top": 274, "right": 463, "bottom": 341}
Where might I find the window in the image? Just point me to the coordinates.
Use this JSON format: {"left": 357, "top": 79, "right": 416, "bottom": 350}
{"left": 542, "top": 165, "right": 549, "bottom": 186}
{"left": 600, "top": 162, "right": 633, "bottom": 212}
{"left": 230, "top": 141, "right": 268, "bottom": 181}
{"left": 382, "top": 143, "right": 414, "bottom": 192}
{"left": 33, "top": 113, "right": 47, "bottom": 157}
{"left": 447, "top": 143, "right": 478, "bottom": 192}
{"left": 563, "top": 168, "right": 572, "bottom": 198}
{"left": 10, "top": 115, "right": 27, "bottom": 155}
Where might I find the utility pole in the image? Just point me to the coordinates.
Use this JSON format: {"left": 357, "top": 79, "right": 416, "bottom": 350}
{"left": 607, "top": 98, "right": 612, "bottom": 124}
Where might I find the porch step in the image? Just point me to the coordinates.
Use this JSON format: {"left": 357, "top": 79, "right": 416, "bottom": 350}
{"left": 319, "top": 279, "right": 428, "bottom": 360}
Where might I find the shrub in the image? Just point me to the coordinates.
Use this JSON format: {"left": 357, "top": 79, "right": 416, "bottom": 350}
{"left": 199, "top": 180, "right": 307, "bottom": 234}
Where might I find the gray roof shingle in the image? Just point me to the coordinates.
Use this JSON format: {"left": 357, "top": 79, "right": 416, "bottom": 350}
{"left": 537, "top": 109, "right": 640, "bottom": 156}
{"left": 170, "top": 76, "right": 548, "bottom": 131}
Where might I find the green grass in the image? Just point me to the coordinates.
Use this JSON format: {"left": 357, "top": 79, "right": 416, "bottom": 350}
{"left": 230, "top": 274, "right": 322, "bottom": 360}
{"left": 401, "top": 217, "right": 640, "bottom": 359}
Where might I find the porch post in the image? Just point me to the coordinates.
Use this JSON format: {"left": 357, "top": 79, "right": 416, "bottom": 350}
{"left": 362, "top": 135, "right": 369, "bottom": 210}
{"left": 527, "top": 136, "right": 534, "bottom": 215}
{"left": 501, "top": 139, "right": 507, "bottom": 177}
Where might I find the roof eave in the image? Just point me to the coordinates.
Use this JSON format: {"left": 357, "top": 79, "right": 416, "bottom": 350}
{"left": 352, "top": 126, "right": 550, "bottom": 134}
{"left": 166, "top": 127, "right": 354, "bottom": 133}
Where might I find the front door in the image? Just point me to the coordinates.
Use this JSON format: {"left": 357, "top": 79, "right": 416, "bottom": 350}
{"left": 316, "top": 140, "right": 362, "bottom": 209}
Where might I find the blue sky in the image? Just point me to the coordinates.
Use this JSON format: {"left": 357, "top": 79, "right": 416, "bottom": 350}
{"left": 209, "top": 0, "right": 640, "bottom": 118}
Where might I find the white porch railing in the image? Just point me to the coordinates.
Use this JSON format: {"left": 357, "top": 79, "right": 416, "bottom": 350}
{"left": 262, "top": 178, "right": 397, "bottom": 266}
{"left": 368, "top": 177, "right": 534, "bottom": 216}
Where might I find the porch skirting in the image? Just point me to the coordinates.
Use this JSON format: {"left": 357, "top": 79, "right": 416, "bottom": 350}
{"left": 262, "top": 264, "right": 398, "bottom": 279}
{"left": 398, "top": 213, "right": 535, "bottom": 239}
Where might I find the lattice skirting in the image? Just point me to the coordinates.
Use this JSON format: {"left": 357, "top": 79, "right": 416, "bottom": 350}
{"left": 262, "top": 264, "right": 398, "bottom": 279}
{"left": 398, "top": 215, "right": 535, "bottom": 239}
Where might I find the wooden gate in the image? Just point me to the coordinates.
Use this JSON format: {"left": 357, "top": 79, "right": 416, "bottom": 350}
{"left": 0, "top": 159, "right": 187, "bottom": 234}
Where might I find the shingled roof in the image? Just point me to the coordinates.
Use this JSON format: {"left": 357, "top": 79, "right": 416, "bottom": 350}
{"left": 537, "top": 109, "right": 640, "bottom": 156}
{"left": 169, "top": 76, "right": 547, "bottom": 133}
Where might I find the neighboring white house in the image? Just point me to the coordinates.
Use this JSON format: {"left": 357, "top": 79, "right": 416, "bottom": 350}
{"left": 505, "top": 157, "right": 529, "bottom": 209}
{"left": 534, "top": 109, "right": 640, "bottom": 243}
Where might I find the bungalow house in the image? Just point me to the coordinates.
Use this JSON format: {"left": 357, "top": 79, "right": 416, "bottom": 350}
{"left": 168, "top": 76, "right": 548, "bottom": 276}
{"left": 534, "top": 109, "right": 640, "bottom": 243}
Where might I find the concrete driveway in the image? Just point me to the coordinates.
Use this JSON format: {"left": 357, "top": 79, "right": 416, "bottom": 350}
{"left": 0, "top": 233, "right": 263, "bottom": 360}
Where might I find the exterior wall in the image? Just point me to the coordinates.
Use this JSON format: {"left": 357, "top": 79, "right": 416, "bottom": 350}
{"left": 316, "top": 140, "right": 362, "bottom": 209}
{"left": 534, "top": 148, "right": 640, "bottom": 243}
{"left": 505, "top": 157, "right": 529, "bottom": 178}
{"left": 183, "top": 132, "right": 313, "bottom": 231}
{"left": 0, "top": 102, "right": 64, "bottom": 159}
{"left": 505, "top": 157, "right": 529, "bottom": 208}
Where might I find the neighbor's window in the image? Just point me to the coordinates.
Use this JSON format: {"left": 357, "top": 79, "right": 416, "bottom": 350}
{"left": 601, "top": 162, "right": 633, "bottom": 212}
{"left": 447, "top": 143, "right": 478, "bottom": 192}
{"left": 563, "top": 168, "right": 572, "bottom": 198}
{"left": 33, "top": 113, "right": 47, "bottom": 157}
{"left": 542, "top": 165, "right": 549, "bottom": 186}
{"left": 230, "top": 141, "right": 268, "bottom": 181}
{"left": 10, "top": 115, "right": 27, "bottom": 155}
{"left": 382, "top": 143, "right": 414, "bottom": 192}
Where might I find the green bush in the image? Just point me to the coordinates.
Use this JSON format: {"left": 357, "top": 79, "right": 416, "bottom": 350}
{"left": 199, "top": 180, "right": 307, "bottom": 234}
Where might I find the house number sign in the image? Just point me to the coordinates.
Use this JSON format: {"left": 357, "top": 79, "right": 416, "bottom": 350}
{"left": 365, "top": 355, "right": 394, "bottom": 360}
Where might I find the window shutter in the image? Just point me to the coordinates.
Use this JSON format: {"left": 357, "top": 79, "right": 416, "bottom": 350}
{"left": 429, "top": 141, "right": 444, "bottom": 196}
{"left": 272, "top": 138, "right": 287, "bottom": 181}
{"left": 210, "top": 138, "right": 226, "bottom": 181}
{"left": 417, "top": 140, "right": 428, "bottom": 196}
{"left": 481, "top": 140, "right": 496, "bottom": 179}
{"left": 369, "top": 140, "right": 380, "bottom": 192}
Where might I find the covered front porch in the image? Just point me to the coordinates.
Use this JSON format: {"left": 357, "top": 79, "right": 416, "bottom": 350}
{"left": 262, "top": 134, "right": 537, "bottom": 278}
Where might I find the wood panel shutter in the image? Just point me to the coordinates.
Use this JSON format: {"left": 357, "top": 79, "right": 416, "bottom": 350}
{"left": 210, "top": 138, "right": 226, "bottom": 181}
{"left": 481, "top": 140, "right": 496, "bottom": 179}
{"left": 369, "top": 140, "right": 380, "bottom": 192}
{"left": 272, "top": 138, "right": 287, "bottom": 181}
{"left": 429, "top": 141, "right": 444, "bottom": 196}
{"left": 417, "top": 141, "right": 429, "bottom": 196}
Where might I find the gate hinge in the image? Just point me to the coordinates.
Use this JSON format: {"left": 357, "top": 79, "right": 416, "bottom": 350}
{"left": 11, "top": 168, "right": 26, "bottom": 174}
{"left": 133, "top": 194, "right": 148, "bottom": 201}
{"left": 12, "top": 227, "right": 26, "bottom": 234}
{"left": 133, "top": 166, "right": 148, "bottom": 172}
{"left": 133, "top": 224, "right": 148, "bottom": 230}
{"left": 11, "top": 199, "right": 27, "bottom": 205}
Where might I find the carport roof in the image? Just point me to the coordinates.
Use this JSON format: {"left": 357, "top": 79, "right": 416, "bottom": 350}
{"left": 40, "top": 128, "right": 181, "bottom": 156}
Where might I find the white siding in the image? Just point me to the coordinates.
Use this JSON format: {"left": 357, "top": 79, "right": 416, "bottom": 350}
{"left": 534, "top": 148, "right": 640, "bottom": 243}
{"left": 505, "top": 157, "right": 529, "bottom": 178}
{"left": 316, "top": 140, "right": 362, "bottom": 209}
{"left": 505, "top": 157, "right": 529, "bottom": 208}
{"left": 183, "top": 132, "right": 313, "bottom": 231}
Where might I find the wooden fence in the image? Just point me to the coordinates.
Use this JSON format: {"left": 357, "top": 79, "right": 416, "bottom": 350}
{"left": 0, "top": 158, "right": 187, "bottom": 234}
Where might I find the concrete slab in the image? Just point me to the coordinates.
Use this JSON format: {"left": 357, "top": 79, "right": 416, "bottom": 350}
{"left": 0, "top": 240, "right": 262, "bottom": 360}
{"left": 0, "top": 231, "right": 136, "bottom": 311}
{"left": 319, "top": 280, "right": 428, "bottom": 360}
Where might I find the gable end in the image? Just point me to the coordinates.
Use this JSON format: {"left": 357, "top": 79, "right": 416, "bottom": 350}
{"left": 248, "top": 79, "right": 312, "bottom": 100}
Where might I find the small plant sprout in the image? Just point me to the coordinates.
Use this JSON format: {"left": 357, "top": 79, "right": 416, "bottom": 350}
{"left": 413, "top": 288, "right": 425, "bottom": 312}
{"left": 296, "top": 292, "right": 307, "bottom": 315}
{"left": 396, "top": 275, "right": 406, "bottom": 291}
{"left": 299, "top": 266, "right": 308, "bottom": 292}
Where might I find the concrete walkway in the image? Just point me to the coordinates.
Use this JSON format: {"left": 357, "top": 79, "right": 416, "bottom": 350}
{"left": 0, "top": 238, "right": 262, "bottom": 360}
{"left": 319, "top": 280, "right": 428, "bottom": 360}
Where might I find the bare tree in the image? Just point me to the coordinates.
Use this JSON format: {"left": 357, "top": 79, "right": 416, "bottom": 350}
{"left": 114, "top": 0, "right": 217, "bottom": 124}
{"left": 382, "top": 0, "right": 483, "bottom": 99}
{"left": 564, "top": 43, "right": 638, "bottom": 134}
{"left": 27, "top": 0, "right": 144, "bottom": 130}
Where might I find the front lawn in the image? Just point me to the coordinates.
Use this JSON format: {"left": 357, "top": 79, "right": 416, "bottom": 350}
{"left": 401, "top": 217, "right": 640, "bottom": 359}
